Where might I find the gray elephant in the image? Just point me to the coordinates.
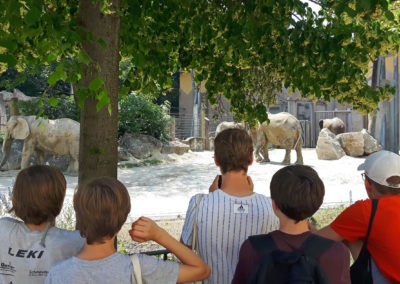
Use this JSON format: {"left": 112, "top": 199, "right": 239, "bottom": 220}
{"left": 215, "top": 121, "right": 245, "bottom": 137}
{"left": 319, "top": 117, "right": 345, "bottom": 135}
{"left": 249, "top": 112, "right": 303, "bottom": 164}
{"left": 0, "top": 115, "right": 80, "bottom": 173}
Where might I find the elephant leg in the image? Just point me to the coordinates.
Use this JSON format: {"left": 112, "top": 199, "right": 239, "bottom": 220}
{"left": 67, "top": 157, "right": 79, "bottom": 174}
{"left": 295, "top": 140, "right": 304, "bottom": 165}
{"left": 254, "top": 146, "right": 263, "bottom": 162}
{"left": 282, "top": 149, "right": 291, "bottom": 164}
{"left": 21, "top": 142, "right": 34, "bottom": 169}
{"left": 36, "top": 149, "right": 45, "bottom": 165}
{"left": 262, "top": 142, "right": 270, "bottom": 163}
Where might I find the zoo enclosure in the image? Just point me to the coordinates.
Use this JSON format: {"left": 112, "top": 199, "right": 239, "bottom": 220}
{"left": 170, "top": 109, "right": 353, "bottom": 149}
{"left": 300, "top": 109, "right": 353, "bottom": 148}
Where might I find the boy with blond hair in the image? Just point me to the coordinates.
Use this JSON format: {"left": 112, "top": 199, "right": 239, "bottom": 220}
{"left": 0, "top": 165, "right": 85, "bottom": 284}
{"left": 46, "top": 177, "right": 210, "bottom": 283}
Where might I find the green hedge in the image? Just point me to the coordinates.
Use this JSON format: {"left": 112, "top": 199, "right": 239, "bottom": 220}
{"left": 119, "top": 93, "right": 172, "bottom": 141}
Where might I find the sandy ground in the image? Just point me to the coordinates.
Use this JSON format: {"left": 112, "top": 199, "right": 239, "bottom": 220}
{"left": 113, "top": 148, "right": 370, "bottom": 253}
{"left": 0, "top": 148, "right": 370, "bottom": 253}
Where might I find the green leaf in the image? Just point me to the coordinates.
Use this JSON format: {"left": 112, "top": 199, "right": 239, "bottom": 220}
{"left": 0, "top": 39, "right": 17, "bottom": 51}
{"left": 356, "top": 1, "right": 371, "bottom": 11}
{"left": 6, "top": 1, "right": 19, "bottom": 17}
{"left": 97, "top": 38, "right": 107, "bottom": 49}
{"left": 45, "top": 53, "right": 58, "bottom": 63}
{"left": 77, "top": 51, "right": 91, "bottom": 65}
{"left": 89, "top": 78, "right": 104, "bottom": 91}
{"left": 96, "top": 90, "right": 110, "bottom": 111}
{"left": 48, "top": 97, "right": 59, "bottom": 107}
{"left": 385, "top": 11, "right": 394, "bottom": 21}
{"left": 89, "top": 145, "right": 104, "bottom": 155}
{"left": 25, "top": 6, "right": 41, "bottom": 26}
{"left": 0, "top": 54, "right": 17, "bottom": 66}
{"left": 48, "top": 65, "right": 67, "bottom": 86}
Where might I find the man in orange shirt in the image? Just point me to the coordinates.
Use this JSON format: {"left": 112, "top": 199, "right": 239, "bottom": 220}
{"left": 317, "top": 150, "right": 400, "bottom": 283}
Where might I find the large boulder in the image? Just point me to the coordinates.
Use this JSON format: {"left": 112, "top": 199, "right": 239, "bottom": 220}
{"left": 119, "top": 133, "right": 163, "bottom": 159}
{"left": 161, "top": 140, "right": 190, "bottom": 155}
{"left": 183, "top": 137, "right": 206, "bottom": 152}
{"left": 337, "top": 132, "right": 364, "bottom": 157}
{"left": 361, "top": 129, "right": 382, "bottom": 154}
{"left": 316, "top": 129, "right": 346, "bottom": 160}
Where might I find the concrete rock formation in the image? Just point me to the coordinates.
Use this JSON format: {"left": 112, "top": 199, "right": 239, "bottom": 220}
{"left": 337, "top": 132, "right": 365, "bottom": 157}
{"left": 316, "top": 128, "right": 382, "bottom": 160}
{"left": 361, "top": 129, "right": 382, "bottom": 154}
{"left": 316, "top": 129, "right": 346, "bottom": 160}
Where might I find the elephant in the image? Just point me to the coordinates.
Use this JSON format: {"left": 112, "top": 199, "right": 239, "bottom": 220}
{"left": 248, "top": 112, "right": 303, "bottom": 165}
{"left": 0, "top": 115, "right": 80, "bottom": 173}
{"left": 319, "top": 117, "right": 345, "bottom": 135}
{"left": 215, "top": 121, "right": 245, "bottom": 137}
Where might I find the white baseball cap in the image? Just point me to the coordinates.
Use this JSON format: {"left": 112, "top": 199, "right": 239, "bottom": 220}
{"left": 359, "top": 150, "right": 400, "bottom": 188}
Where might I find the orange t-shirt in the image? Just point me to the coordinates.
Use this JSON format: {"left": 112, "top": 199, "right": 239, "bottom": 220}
{"left": 331, "top": 196, "right": 400, "bottom": 283}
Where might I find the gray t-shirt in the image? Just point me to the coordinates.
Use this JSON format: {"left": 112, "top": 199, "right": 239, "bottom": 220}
{"left": 45, "top": 252, "right": 180, "bottom": 284}
{"left": 0, "top": 217, "right": 85, "bottom": 284}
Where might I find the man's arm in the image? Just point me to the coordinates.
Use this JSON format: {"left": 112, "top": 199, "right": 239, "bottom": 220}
{"left": 314, "top": 225, "right": 344, "bottom": 241}
{"left": 130, "top": 216, "right": 211, "bottom": 283}
{"left": 316, "top": 225, "right": 364, "bottom": 260}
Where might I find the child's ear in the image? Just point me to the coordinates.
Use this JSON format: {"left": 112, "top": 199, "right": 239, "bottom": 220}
{"left": 214, "top": 155, "right": 220, "bottom": 166}
{"left": 249, "top": 154, "right": 254, "bottom": 166}
{"left": 272, "top": 199, "right": 279, "bottom": 211}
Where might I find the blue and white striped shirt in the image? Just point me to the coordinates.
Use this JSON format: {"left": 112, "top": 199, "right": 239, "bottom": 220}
{"left": 181, "top": 190, "right": 279, "bottom": 284}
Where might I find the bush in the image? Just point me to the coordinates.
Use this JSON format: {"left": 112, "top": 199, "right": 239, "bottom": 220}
{"left": 17, "top": 95, "right": 79, "bottom": 121}
{"left": 119, "top": 93, "right": 172, "bottom": 141}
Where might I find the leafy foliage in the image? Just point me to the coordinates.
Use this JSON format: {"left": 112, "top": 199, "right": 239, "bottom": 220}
{"left": 118, "top": 93, "right": 172, "bottom": 141}
{"left": 1, "top": 1, "right": 399, "bottom": 118}
{"left": 0, "top": 65, "right": 71, "bottom": 98}
{"left": 1, "top": 0, "right": 400, "bottom": 179}
{"left": 17, "top": 95, "right": 79, "bottom": 120}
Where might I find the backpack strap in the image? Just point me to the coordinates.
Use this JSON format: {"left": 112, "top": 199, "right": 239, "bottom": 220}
{"left": 248, "top": 234, "right": 277, "bottom": 255}
{"left": 300, "top": 234, "right": 335, "bottom": 259}
{"left": 364, "top": 198, "right": 378, "bottom": 245}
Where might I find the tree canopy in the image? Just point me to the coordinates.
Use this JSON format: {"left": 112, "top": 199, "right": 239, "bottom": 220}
{"left": 1, "top": 0, "right": 399, "bottom": 179}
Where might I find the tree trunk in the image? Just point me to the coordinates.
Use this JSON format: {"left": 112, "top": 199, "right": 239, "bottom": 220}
{"left": 78, "top": 0, "right": 120, "bottom": 183}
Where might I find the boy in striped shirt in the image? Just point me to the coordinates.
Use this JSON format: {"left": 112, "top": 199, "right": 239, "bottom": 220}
{"left": 181, "top": 128, "right": 279, "bottom": 284}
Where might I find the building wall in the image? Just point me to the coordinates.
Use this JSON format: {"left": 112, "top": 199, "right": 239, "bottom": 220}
{"left": 178, "top": 73, "right": 369, "bottom": 147}
{"left": 369, "top": 55, "right": 399, "bottom": 153}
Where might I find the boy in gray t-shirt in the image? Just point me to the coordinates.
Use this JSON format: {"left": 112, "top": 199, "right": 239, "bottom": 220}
{"left": 0, "top": 165, "right": 85, "bottom": 284}
{"left": 45, "top": 177, "right": 210, "bottom": 284}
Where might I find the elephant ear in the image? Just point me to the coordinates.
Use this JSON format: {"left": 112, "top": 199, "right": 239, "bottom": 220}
{"left": 12, "top": 118, "right": 30, "bottom": 139}
{"left": 318, "top": 119, "right": 324, "bottom": 129}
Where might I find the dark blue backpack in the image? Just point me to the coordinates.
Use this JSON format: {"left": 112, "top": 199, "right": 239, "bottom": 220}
{"left": 248, "top": 234, "right": 334, "bottom": 284}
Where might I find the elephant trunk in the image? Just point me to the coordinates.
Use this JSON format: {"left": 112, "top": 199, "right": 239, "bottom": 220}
{"left": 0, "top": 137, "right": 12, "bottom": 169}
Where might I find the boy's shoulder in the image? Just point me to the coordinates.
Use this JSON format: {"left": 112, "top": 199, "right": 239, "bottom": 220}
{"left": 0, "top": 216, "right": 23, "bottom": 224}
{"left": 204, "top": 190, "right": 270, "bottom": 201}
{"left": 0, "top": 216, "right": 24, "bottom": 229}
{"left": 48, "top": 254, "right": 124, "bottom": 274}
{"left": 46, "top": 227, "right": 85, "bottom": 248}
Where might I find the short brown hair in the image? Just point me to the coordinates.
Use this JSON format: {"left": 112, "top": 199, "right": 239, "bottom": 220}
{"left": 365, "top": 175, "right": 400, "bottom": 195}
{"left": 74, "top": 177, "right": 131, "bottom": 244}
{"left": 214, "top": 128, "right": 253, "bottom": 174}
{"left": 10, "top": 165, "right": 66, "bottom": 225}
{"left": 270, "top": 165, "right": 324, "bottom": 222}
